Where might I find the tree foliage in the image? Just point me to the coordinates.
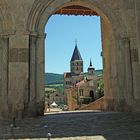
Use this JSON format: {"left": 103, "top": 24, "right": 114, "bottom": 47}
{"left": 82, "top": 97, "right": 92, "bottom": 104}
{"left": 96, "top": 79, "right": 104, "bottom": 98}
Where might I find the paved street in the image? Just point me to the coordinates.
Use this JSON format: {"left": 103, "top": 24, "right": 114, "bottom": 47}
{"left": 0, "top": 111, "right": 140, "bottom": 140}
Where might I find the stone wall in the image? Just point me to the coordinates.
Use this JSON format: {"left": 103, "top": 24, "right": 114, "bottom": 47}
{"left": 80, "top": 97, "right": 105, "bottom": 111}
{"left": 0, "top": 0, "right": 140, "bottom": 119}
{"left": 67, "top": 88, "right": 78, "bottom": 111}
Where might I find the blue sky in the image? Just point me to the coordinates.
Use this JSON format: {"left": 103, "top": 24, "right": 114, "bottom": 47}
{"left": 45, "top": 15, "right": 102, "bottom": 74}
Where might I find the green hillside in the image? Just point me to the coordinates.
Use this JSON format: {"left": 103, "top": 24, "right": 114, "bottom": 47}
{"left": 84, "top": 69, "right": 103, "bottom": 77}
{"left": 45, "top": 73, "right": 63, "bottom": 85}
{"left": 45, "top": 70, "right": 103, "bottom": 85}
{"left": 94, "top": 69, "right": 103, "bottom": 76}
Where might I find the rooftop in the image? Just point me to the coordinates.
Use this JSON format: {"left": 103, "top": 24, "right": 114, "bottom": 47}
{"left": 71, "top": 45, "right": 83, "bottom": 62}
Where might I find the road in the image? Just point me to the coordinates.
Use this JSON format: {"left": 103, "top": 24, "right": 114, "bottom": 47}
{"left": 0, "top": 111, "right": 140, "bottom": 140}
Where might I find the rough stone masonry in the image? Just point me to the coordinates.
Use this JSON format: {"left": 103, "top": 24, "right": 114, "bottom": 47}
{"left": 0, "top": 0, "right": 140, "bottom": 119}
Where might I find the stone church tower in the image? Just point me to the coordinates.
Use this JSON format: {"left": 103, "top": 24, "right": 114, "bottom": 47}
{"left": 70, "top": 43, "right": 83, "bottom": 74}
{"left": 65, "top": 45, "right": 98, "bottom": 111}
{"left": 87, "top": 59, "right": 95, "bottom": 80}
{"left": 64, "top": 43, "right": 84, "bottom": 90}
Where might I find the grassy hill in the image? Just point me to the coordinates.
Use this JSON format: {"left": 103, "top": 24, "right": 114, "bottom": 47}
{"left": 45, "top": 73, "right": 63, "bottom": 85}
{"left": 45, "top": 70, "right": 103, "bottom": 95}
{"left": 84, "top": 69, "right": 103, "bottom": 77}
{"left": 45, "top": 70, "right": 103, "bottom": 85}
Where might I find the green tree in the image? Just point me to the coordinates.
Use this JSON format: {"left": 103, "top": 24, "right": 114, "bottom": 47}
{"left": 82, "top": 97, "right": 92, "bottom": 104}
{"left": 96, "top": 79, "right": 104, "bottom": 98}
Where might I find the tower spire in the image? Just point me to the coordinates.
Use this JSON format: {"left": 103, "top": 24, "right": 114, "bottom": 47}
{"left": 87, "top": 58, "right": 95, "bottom": 78}
{"left": 90, "top": 59, "right": 92, "bottom": 67}
{"left": 71, "top": 39, "right": 82, "bottom": 62}
{"left": 75, "top": 39, "right": 77, "bottom": 46}
{"left": 70, "top": 40, "right": 83, "bottom": 74}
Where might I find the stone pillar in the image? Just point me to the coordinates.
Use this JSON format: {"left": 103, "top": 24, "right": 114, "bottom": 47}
{"left": 100, "top": 18, "right": 114, "bottom": 110}
{"left": 134, "top": 0, "right": 140, "bottom": 111}
{"left": 35, "top": 34, "right": 45, "bottom": 115}
{"left": 8, "top": 32, "right": 29, "bottom": 119}
{"left": 135, "top": 0, "right": 140, "bottom": 67}
{"left": 115, "top": 38, "right": 134, "bottom": 111}
{"left": 102, "top": 37, "right": 135, "bottom": 111}
{"left": 129, "top": 38, "right": 140, "bottom": 103}
{"left": 0, "top": 36, "right": 9, "bottom": 119}
{"left": 25, "top": 34, "right": 37, "bottom": 116}
{"left": 27, "top": 33, "right": 45, "bottom": 116}
{"left": 101, "top": 19, "right": 136, "bottom": 111}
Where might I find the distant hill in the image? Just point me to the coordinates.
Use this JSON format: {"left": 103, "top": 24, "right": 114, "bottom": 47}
{"left": 45, "top": 73, "right": 63, "bottom": 85}
{"left": 84, "top": 69, "right": 103, "bottom": 76}
{"left": 94, "top": 69, "right": 103, "bottom": 75}
{"left": 45, "top": 70, "right": 103, "bottom": 85}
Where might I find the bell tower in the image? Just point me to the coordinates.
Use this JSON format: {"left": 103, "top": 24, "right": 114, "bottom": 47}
{"left": 87, "top": 59, "right": 95, "bottom": 79}
{"left": 70, "top": 41, "right": 83, "bottom": 74}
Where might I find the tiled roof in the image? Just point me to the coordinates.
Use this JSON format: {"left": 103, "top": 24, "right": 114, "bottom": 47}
{"left": 76, "top": 79, "right": 87, "bottom": 87}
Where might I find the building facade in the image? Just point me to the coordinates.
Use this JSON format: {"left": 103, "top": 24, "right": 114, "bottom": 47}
{"left": 64, "top": 43, "right": 102, "bottom": 110}
{"left": 44, "top": 91, "right": 67, "bottom": 112}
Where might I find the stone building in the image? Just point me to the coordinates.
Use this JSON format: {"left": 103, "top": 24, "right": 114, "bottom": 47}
{"left": 0, "top": 0, "right": 140, "bottom": 119}
{"left": 44, "top": 90, "right": 67, "bottom": 112}
{"left": 64, "top": 43, "right": 101, "bottom": 110}
{"left": 46, "top": 91, "right": 67, "bottom": 106}
{"left": 64, "top": 43, "right": 84, "bottom": 89}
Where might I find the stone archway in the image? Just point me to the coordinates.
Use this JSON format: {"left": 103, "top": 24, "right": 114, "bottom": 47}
{"left": 0, "top": 0, "right": 139, "bottom": 119}
{"left": 26, "top": 0, "right": 133, "bottom": 116}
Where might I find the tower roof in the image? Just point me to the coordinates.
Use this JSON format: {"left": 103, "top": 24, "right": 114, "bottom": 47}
{"left": 89, "top": 59, "right": 92, "bottom": 67}
{"left": 88, "top": 59, "right": 95, "bottom": 70}
{"left": 71, "top": 44, "right": 83, "bottom": 62}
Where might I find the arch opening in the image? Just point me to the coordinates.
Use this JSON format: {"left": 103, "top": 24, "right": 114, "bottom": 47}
{"left": 44, "top": 13, "right": 102, "bottom": 112}
{"left": 26, "top": 0, "right": 129, "bottom": 117}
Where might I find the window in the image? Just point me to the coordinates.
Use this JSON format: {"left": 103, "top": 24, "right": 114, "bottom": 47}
{"left": 79, "top": 89, "right": 84, "bottom": 96}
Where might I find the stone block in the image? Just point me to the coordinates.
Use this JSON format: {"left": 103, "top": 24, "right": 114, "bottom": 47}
{"left": 18, "top": 48, "right": 29, "bottom": 62}
{"left": 8, "top": 63, "right": 28, "bottom": 118}
{"left": 9, "top": 48, "right": 18, "bottom": 62}
{"left": 0, "top": 81, "right": 1, "bottom": 94}
{"left": 9, "top": 48, "right": 29, "bottom": 62}
{"left": 131, "top": 49, "right": 139, "bottom": 62}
